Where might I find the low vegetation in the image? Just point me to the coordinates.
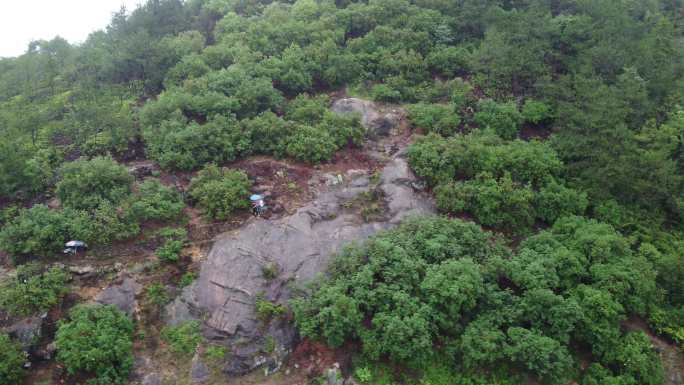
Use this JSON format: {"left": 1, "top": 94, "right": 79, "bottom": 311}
{"left": 0, "top": 263, "right": 69, "bottom": 316}
{"left": 0, "top": 333, "right": 25, "bottom": 385}
{"left": 161, "top": 320, "right": 202, "bottom": 356}
{"left": 188, "top": 164, "right": 251, "bottom": 220}
{"left": 55, "top": 305, "right": 134, "bottom": 385}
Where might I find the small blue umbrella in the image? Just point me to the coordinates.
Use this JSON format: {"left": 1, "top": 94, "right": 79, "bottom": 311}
{"left": 250, "top": 194, "right": 264, "bottom": 201}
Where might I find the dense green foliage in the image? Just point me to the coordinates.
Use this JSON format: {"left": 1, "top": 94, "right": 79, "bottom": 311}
{"left": 0, "top": 333, "right": 25, "bottom": 385}
{"left": 55, "top": 305, "right": 134, "bottom": 384}
{"left": 188, "top": 164, "right": 251, "bottom": 220}
{"left": 409, "top": 132, "right": 586, "bottom": 231}
{"left": 0, "top": 205, "right": 93, "bottom": 258}
{"left": 293, "top": 216, "right": 664, "bottom": 385}
{"left": 160, "top": 320, "right": 202, "bottom": 356}
{"left": 0, "top": 263, "right": 69, "bottom": 316}
{"left": 56, "top": 156, "right": 133, "bottom": 211}
{"left": 129, "top": 179, "right": 185, "bottom": 222}
{"left": 154, "top": 227, "right": 187, "bottom": 263}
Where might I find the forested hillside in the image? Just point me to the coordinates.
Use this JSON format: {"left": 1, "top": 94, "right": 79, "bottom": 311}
{"left": 1, "top": 0, "right": 683, "bottom": 384}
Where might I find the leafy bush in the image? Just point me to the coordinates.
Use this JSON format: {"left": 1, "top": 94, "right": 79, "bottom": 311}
{"left": 318, "top": 113, "right": 365, "bottom": 148}
{"left": 285, "top": 94, "right": 330, "bottom": 124}
{"left": 449, "top": 78, "right": 475, "bottom": 110}
{"left": 129, "top": 180, "right": 185, "bottom": 222}
{"left": 474, "top": 100, "right": 522, "bottom": 139}
{"left": 145, "top": 282, "right": 169, "bottom": 310}
{"left": 535, "top": 180, "right": 588, "bottom": 223}
{"left": 255, "top": 295, "right": 286, "bottom": 323}
{"left": 436, "top": 173, "right": 535, "bottom": 229}
{"left": 205, "top": 345, "right": 227, "bottom": 362}
{"left": 292, "top": 217, "right": 505, "bottom": 364}
{"left": 294, "top": 215, "right": 660, "bottom": 383}
{"left": 521, "top": 100, "right": 553, "bottom": 124}
{"left": 407, "top": 103, "right": 461, "bottom": 136}
{"left": 0, "top": 263, "right": 69, "bottom": 316}
{"left": 0, "top": 205, "right": 93, "bottom": 258}
{"left": 154, "top": 228, "right": 187, "bottom": 263}
{"left": 426, "top": 45, "right": 470, "bottom": 77}
{"left": 370, "top": 83, "right": 402, "bottom": 103}
{"left": 0, "top": 333, "right": 25, "bottom": 385}
{"left": 178, "top": 272, "right": 197, "bottom": 288}
{"left": 86, "top": 200, "right": 140, "bottom": 246}
{"left": 285, "top": 125, "right": 338, "bottom": 163}
{"left": 188, "top": 164, "right": 251, "bottom": 220}
{"left": 242, "top": 111, "right": 293, "bottom": 157}
{"left": 56, "top": 156, "right": 133, "bottom": 211}
{"left": 143, "top": 113, "right": 250, "bottom": 171}
{"left": 161, "top": 320, "right": 202, "bottom": 355}
{"left": 407, "top": 133, "right": 563, "bottom": 188}
{"left": 55, "top": 305, "right": 134, "bottom": 384}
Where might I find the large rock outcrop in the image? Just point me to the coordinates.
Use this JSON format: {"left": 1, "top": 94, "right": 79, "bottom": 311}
{"left": 166, "top": 120, "right": 433, "bottom": 375}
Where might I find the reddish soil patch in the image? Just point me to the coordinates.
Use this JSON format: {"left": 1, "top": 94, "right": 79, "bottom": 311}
{"left": 319, "top": 146, "right": 381, "bottom": 175}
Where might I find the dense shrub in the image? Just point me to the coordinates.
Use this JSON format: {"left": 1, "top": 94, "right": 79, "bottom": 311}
{"left": 370, "top": 83, "right": 402, "bottom": 103}
{"left": 161, "top": 320, "right": 202, "bottom": 356}
{"left": 242, "top": 112, "right": 293, "bottom": 157}
{"left": 294, "top": 216, "right": 662, "bottom": 384}
{"left": 407, "top": 133, "right": 562, "bottom": 187}
{"left": 522, "top": 100, "right": 553, "bottom": 124}
{"left": 407, "top": 103, "right": 461, "bottom": 136}
{"left": 154, "top": 227, "right": 187, "bottom": 263}
{"left": 602, "top": 331, "right": 664, "bottom": 385}
{"left": 56, "top": 305, "right": 134, "bottom": 384}
{"left": 56, "top": 156, "right": 133, "bottom": 211}
{"left": 0, "top": 333, "right": 25, "bottom": 385}
{"left": 143, "top": 114, "right": 250, "bottom": 171}
{"left": 129, "top": 180, "right": 185, "bottom": 222}
{"left": 426, "top": 45, "right": 470, "bottom": 77}
{"left": 0, "top": 263, "right": 69, "bottom": 316}
{"left": 436, "top": 173, "right": 535, "bottom": 229}
{"left": 0, "top": 205, "right": 93, "bottom": 258}
{"left": 292, "top": 217, "right": 507, "bottom": 365}
{"left": 535, "top": 180, "right": 589, "bottom": 223}
{"left": 286, "top": 125, "right": 338, "bottom": 163}
{"left": 474, "top": 100, "right": 522, "bottom": 139}
{"left": 188, "top": 164, "right": 251, "bottom": 220}
{"left": 408, "top": 133, "right": 575, "bottom": 231}
{"left": 87, "top": 200, "right": 140, "bottom": 246}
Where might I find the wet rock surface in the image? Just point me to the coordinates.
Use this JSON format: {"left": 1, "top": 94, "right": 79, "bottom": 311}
{"left": 331, "top": 98, "right": 403, "bottom": 138}
{"left": 3, "top": 315, "right": 44, "bottom": 351}
{"left": 167, "top": 143, "right": 434, "bottom": 374}
{"left": 94, "top": 275, "right": 141, "bottom": 316}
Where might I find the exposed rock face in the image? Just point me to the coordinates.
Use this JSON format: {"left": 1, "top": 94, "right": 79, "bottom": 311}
{"left": 94, "top": 276, "right": 141, "bottom": 317}
{"left": 331, "top": 98, "right": 402, "bottom": 137}
{"left": 4, "top": 315, "right": 43, "bottom": 351}
{"left": 167, "top": 147, "right": 434, "bottom": 375}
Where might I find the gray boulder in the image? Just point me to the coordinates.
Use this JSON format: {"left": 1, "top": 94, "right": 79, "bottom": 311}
{"left": 94, "top": 276, "right": 141, "bottom": 316}
{"left": 191, "top": 352, "right": 211, "bottom": 384}
{"left": 331, "top": 98, "right": 402, "bottom": 137}
{"left": 4, "top": 315, "right": 43, "bottom": 351}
